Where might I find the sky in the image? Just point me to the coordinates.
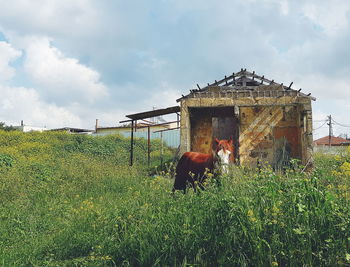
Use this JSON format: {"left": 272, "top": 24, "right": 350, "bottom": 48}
{"left": 0, "top": 0, "right": 349, "bottom": 138}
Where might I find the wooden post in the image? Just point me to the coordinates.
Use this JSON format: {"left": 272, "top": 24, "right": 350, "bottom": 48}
{"left": 328, "top": 115, "right": 332, "bottom": 148}
{"left": 130, "top": 120, "right": 134, "bottom": 166}
{"left": 147, "top": 125, "right": 150, "bottom": 166}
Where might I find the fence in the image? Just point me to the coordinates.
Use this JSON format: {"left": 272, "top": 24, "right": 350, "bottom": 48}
{"left": 94, "top": 127, "right": 180, "bottom": 168}
{"left": 314, "top": 145, "right": 348, "bottom": 155}
{"left": 119, "top": 129, "right": 180, "bottom": 148}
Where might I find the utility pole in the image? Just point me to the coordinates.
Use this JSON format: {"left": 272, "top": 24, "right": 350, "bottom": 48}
{"left": 327, "top": 115, "right": 333, "bottom": 148}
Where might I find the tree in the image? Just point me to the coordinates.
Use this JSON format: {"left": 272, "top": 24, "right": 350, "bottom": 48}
{"left": 0, "top": 122, "right": 18, "bottom": 131}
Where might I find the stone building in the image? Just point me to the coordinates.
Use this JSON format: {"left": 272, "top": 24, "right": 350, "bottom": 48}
{"left": 177, "top": 69, "right": 315, "bottom": 169}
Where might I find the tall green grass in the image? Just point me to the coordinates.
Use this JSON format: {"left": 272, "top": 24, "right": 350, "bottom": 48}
{"left": 0, "top": 131, "right": 349, "bottom": 266}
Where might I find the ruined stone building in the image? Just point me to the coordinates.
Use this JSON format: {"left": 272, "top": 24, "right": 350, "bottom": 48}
{"left": 177, "top": 69, "right": 315, "bottom": 169}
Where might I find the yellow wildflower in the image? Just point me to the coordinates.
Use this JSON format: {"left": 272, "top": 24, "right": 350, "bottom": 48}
{"left": 247, "top": 209, "right": 254, "bottom": 217}
{"left": 247, "top": 209, "right": 257, "bottom": 223}
{"left": 340, "top": 162, "right": 350, "bottom": 175}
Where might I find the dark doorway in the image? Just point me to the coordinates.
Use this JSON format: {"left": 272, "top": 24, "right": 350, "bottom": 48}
{"left": 212, "top": 117, "right": 236, "bottom": 140}
{"left": 189, "top": 107, "right": 239, "bottom": 160}
{"left": 212, "top": 109, "right": 239, "bottom": 162}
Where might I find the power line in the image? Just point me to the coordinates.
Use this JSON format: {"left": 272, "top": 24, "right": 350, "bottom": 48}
{"left": 313, "top": 120, "right": 328, "bottom": 131}
{"left": 331, "top": 118, "right": 350, "bottom": 128}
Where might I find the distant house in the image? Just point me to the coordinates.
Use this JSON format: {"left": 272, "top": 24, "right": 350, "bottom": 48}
{"left": 314, "top": 136, "right": 350, "bottom": 146}
{"left": 314, "top": 136, "right": 350, "bottom": 154}
{"left": 14, "top": 121, "right": 48, "bottom": 132}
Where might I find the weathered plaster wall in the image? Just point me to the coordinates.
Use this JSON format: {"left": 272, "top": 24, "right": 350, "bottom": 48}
{"left": 239, "top": 106, "right": 302, "bottom": 168}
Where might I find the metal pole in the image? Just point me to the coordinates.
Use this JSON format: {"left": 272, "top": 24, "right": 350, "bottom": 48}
{"left": 130, "top": 120, "right": 134, "bottom": 166}
{"left": 147, "top": 126, "right": 150, "bottom": 166}
{"left": 160, "top": 131, "right": 163, "bottom": 168}
{"left": 95, "top": 119, "right": 98, "bottom": 132}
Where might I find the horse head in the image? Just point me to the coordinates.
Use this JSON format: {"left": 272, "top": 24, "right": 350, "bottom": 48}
{"left": 214, "top": 137, "right": 234, "bottom": 173}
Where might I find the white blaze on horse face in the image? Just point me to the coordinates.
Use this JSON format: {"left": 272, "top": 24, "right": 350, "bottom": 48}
{"left": 217, "top": 149, "right": 231, "bottom": 174}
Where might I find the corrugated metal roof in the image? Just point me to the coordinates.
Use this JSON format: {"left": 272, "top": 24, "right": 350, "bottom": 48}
{"left": 124, "top": 106, "right": 180, "bottom": 120}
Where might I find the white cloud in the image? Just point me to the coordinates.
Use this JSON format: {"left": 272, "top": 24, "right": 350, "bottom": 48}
{"left": 143, "top": 82, "right": 179, "bottom": 109}
{"left": 0, "top": 41, "right": 21, "bottom": 81}
{"left": 0, "top": 84, "right": 81, "bottom": 128}
{"left": 0, "top": 0, "right": 100, "bottom": 38}
{"left": 302, "top": 0, "right": 350, "bottom": 35}
{"left": 22, "top": 36, "right": 107, "bottom": 104}
{"left": 298, "top": 72, "right": 350, "bottom": 101}
{"left": 0, "top": 37, "right": 106, "bottom": 128}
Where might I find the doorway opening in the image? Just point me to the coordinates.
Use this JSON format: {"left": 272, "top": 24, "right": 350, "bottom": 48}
{"left": 189, "top": 106, "right": 239, "bottom": 161}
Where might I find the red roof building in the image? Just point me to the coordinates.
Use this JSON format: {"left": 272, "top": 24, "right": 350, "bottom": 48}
{"left": 314, "top": 136, "right": 350, "bottom": 146}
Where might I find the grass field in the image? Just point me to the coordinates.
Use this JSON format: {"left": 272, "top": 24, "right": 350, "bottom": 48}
{"left": 0, "top": 131, "right": 349, "bottom": 266}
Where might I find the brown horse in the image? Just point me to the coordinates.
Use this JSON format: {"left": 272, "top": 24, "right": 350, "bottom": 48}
{"left": 173, "top": 138, "right": 234, "bottom": 193}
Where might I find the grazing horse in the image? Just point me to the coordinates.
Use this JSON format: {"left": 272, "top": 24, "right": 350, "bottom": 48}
{"left": 173, "top": 138, "right": 234, "bottom": 193}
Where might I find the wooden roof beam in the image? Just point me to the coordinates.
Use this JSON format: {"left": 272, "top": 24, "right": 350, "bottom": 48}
{"left": 244, "top": 71, "right": 274, "bottom": 85}
{"left": 178, "top": 69, "right": 316, "bottom": 101}
{"left": 208, "top": 73, "right": 235, "bottom": 86}
{"left": 260, "top": 75, "right": 264, "bottom": 84}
